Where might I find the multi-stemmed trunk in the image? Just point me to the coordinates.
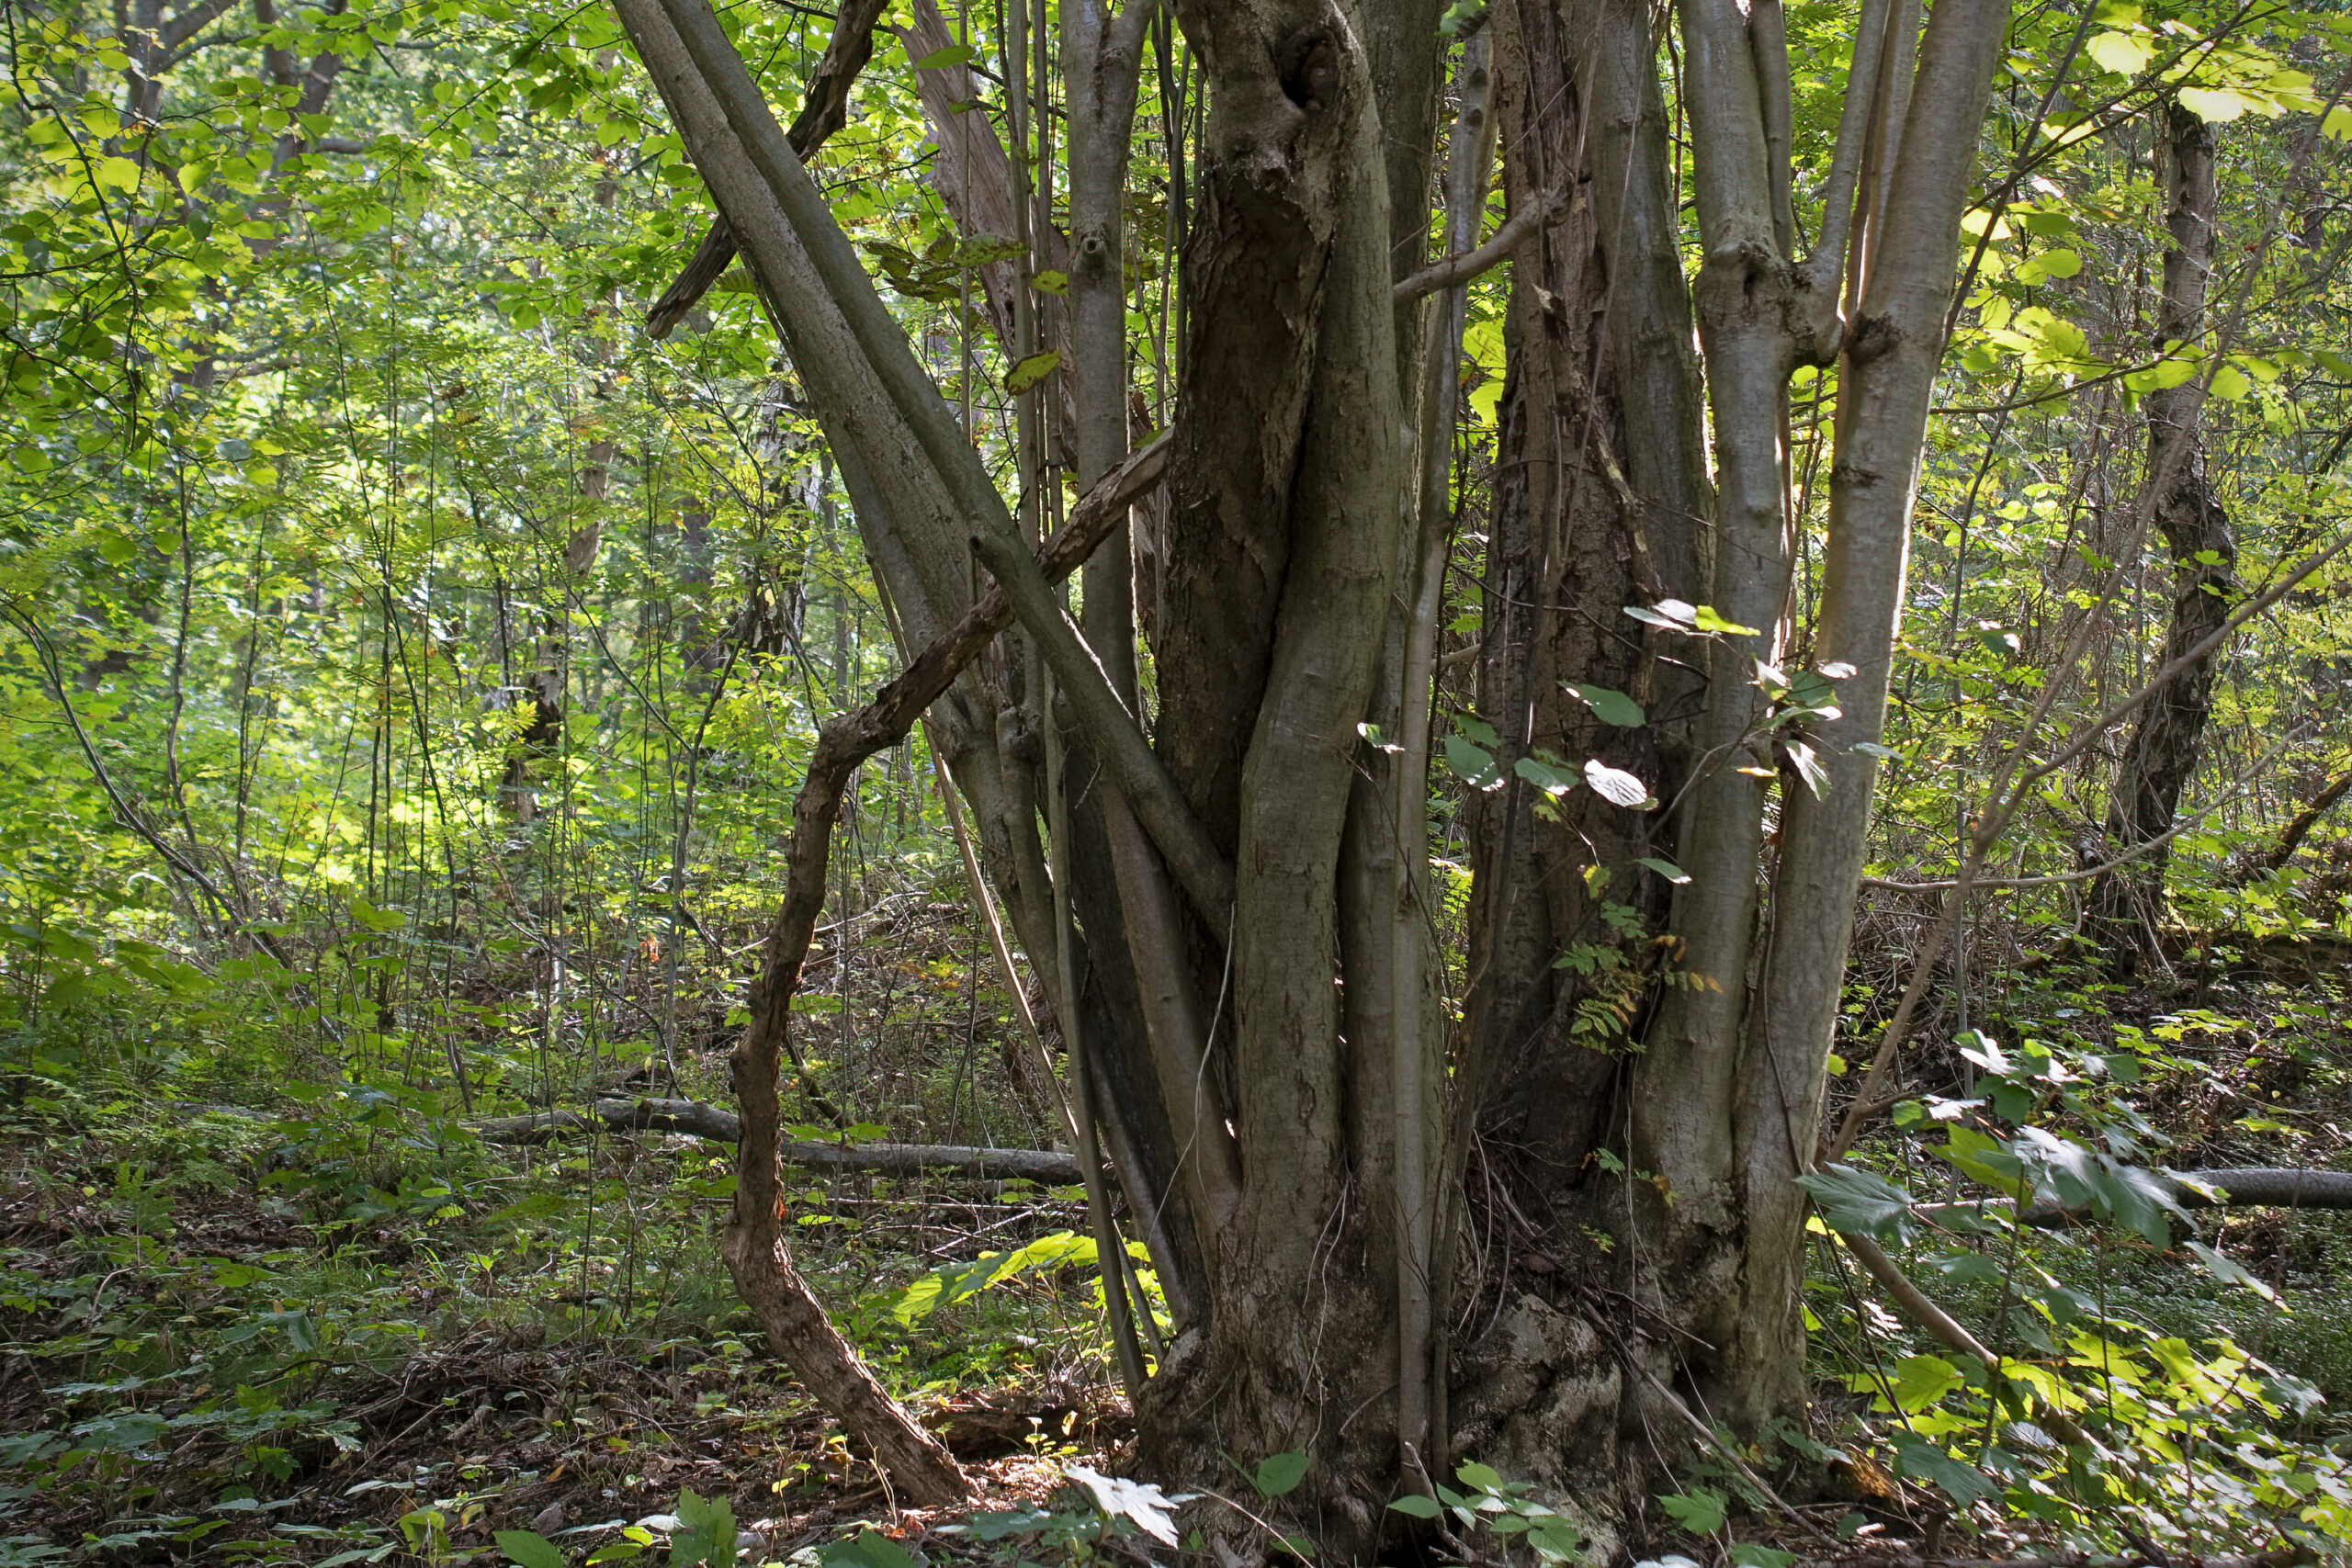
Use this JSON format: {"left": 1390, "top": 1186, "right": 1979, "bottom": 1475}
{"left": 615, "top": 0, "right": 2014, "bottom": 1546}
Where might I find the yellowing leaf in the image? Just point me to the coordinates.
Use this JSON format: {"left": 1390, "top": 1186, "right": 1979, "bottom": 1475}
{"left": 2176, "top": 86, "right": 2250, "bottom": 122}
{"left": 2085, "top": 30, "right": 2152, "bottom": 74}
{"left": 1004, "top": 349, "right": 1060, "bottom": 395}
{"left": 2208, "top": 362, "right": 2252, "bottom": 400}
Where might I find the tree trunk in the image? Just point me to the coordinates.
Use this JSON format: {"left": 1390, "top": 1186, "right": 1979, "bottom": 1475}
{"left": 614, "top": 0, "right": 2019, "bottom": 1540}
{"left": 1452, "top": 0, "right": 2007, "bottom": 1505}
{"left": 2088, "top": 99, "right": 2233, "bottom": 962}
{"left": 1126, "top": 0, "right": 1413, "bottom": 1548}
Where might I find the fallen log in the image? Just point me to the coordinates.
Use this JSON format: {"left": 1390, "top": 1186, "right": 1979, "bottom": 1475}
{"left": 477, "top": 1097, "right": 1081, "bottom": 1182}
{"left": 1918, "top": 1167, "right": 2352, "bottom": 1228}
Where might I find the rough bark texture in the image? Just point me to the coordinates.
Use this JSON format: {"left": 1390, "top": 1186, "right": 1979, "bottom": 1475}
{"left": 615, "top": 0, "right": 2026, "bottom": 1538}
{"left": 2089, "top": 100, "right": 2234, "bottom": 959}
{"left": 1133, "top": 0, "right": 1409, "bottom": 1550}
{"left": 1453, "top": 0, "right": 2008, "bottom": 1493}
{"left": 1465, "top": 0, "right": 1710, "bottom": 1200}
{"left": 1446, "top": 0, "right": 1732, "bottom": 1535}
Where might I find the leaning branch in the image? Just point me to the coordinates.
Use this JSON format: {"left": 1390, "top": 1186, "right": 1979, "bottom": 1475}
{"left": 2236, "top": 768, "right": 2352, "bottom": 881}
{"left": 1843, "top": 1234, "right": 2093, "bottom": 1447}
{"left": 644, "top": 0, "right": 890, "bottom": 338}
{"left": 690, "top": 434, "right": 1155, "bottom": 1506}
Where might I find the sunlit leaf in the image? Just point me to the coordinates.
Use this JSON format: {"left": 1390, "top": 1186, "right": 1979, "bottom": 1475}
{"left": 2084, "top": 29, "right": 2152, "bottom": 74}
{"left": 1004, "top": 349, "right": 1062, "bottom": 395}
{"left": 1583, "top": 759, "right": 1652, "bottom": 808}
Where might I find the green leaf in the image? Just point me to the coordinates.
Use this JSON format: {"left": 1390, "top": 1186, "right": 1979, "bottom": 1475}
{"left": 1387, "top": 1494, "right": 1442, "bottom": 1518}
{"left": 672, "top": 1488, "right": 736, "bottom": 1566}
{"left": 2208, "top": 362, "right": 2252, "bottom": 400}
{"left": 1889, "top": 1435, "right": 1996, "bottom": 1507}
{"left": 912, "top": 42, "right": 978, "bottom": 68}
{"left": 1794, "top": 1163, "right": 1915, "bottom": 1241}
{"left": 1657, "top": 1485, "right": 1726, "bottom": 1535}
{"left": 1513, "top": 755, "right": 1576, "bottom": 796}
{"left": 1932, "top": 1125, "right": 2032, "bottom": 1201}
{"left": 1444, "top": 736, "right": 1502, "bottom": 790}
{"left": 1887, "top": 1353, "right": 1964, "bottom": 1414}
{"left": 1004, "top": 349, "right": 1061, "bottom": 395}
{"left": 819, "top": 1529, "right": 921, "bottom": 1568}
{"left": 1455, "top": 1461, "right": 1504, "bottom": 1492}
{"left": 492, "top": 1531, "right": 568, "bottom": 1568}
{"left": 1732, "top": 1545, "right": 1798, "bottom": 1568}
{"left": 1635, "top": 856, "right": 1690, "bottom": 885}
{"left": 1252, "top": 1450, "right": 1309, "bottom": 1497}
{"left": 1567, "top": 682, "right": 1645, "bottom": 727}
{"left": 2185, "top": 1238, "right": 2278, "bottom": 1302}
{"left": 2085, "top": 29, "right": 2152, "bottom": 73}
{"left": 2177, "top": 86, "right": 2251, "bottom": 122}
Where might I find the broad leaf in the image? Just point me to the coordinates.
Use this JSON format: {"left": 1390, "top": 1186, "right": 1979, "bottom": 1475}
{"left": 1004, "top": 349, "right": 1062, "bottom": 395}
{"left": 1583, "top": 759, "right": 1652, "bottom": 808}
{"left": 1887, "top": 1353, "right": 1964, "bottom": 1414}
{"left": 1066, "top": 1465, "right": 1182, "bottom": 1546}
{"left": 1251, "top": 1450, "right": 1308, "bottom": 1498}
{"left": 1889, "top": 1436, "right": 1996, "bottom": 1507}
{"left": 1795, "top": 1163, "right": 1915, "bottom": 1241}
{"left": 1566, "top": 682, "right": 1645, "bottom": 728}
{"left": 493, "top": 1532, "right": 567, "bottom": 1568}
{"left": 1657, "top": 1485, "right": 1726, "bottom": 1535}
{"left": 1445, "top": 736, "right": 1502, "bottom": 790}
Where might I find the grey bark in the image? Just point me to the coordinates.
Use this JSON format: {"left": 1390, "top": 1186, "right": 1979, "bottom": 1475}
{"left": 1740, "top": 0, "right": 2011, "bottom": 1426}
{"left": 478, "top": 1099, "right": 1083, "bottom": 1181}
{"left": 2088, "top": 100, "right": 2235, "bottom": 960}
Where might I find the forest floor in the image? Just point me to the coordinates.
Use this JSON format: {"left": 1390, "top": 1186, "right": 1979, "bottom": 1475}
{"left": 5, "top": 906, "right": 2352, "bottom": 1564}
{"left": 0, "top": 1102, "right": 1137, "bottom": 1564}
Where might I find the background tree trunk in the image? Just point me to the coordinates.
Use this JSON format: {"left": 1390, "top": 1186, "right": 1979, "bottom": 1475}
{"left": 2088, "top": 99, "right": 2234, "bottom": 963}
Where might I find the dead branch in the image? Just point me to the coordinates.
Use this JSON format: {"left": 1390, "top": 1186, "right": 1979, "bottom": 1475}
{"left": 1917, "top": 1167, "right": 2352, "bottom": 1229}
{"left": 476, "top": 1099, "right": 1081, "bottom": 1181}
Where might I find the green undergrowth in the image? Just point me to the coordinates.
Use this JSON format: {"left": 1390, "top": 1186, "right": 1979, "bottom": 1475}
{"left": 0, "top": 1037, "right": 1120, "bottom": 1566}
{"left": 1796, "top": 955, "right": 2352, "bottom": 1559}
{"left": 9, "top": 912, "right": 2352, "bottom": 1563}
